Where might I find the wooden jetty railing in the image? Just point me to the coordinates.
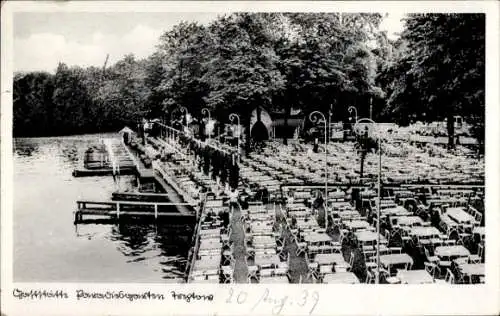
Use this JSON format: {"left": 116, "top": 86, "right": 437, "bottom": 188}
{"left": 75, "top": 200, "right": 197, "bottom": 223}
{"left": 112, "top": 191, "right": 171, "bottom": 199}
{"left": 186, "top": 195, "right": 207, "bottom": 283}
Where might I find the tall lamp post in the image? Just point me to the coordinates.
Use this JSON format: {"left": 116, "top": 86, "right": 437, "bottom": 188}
{"left": 180, "top": 106, "right": 189, "bottom": 132}
{"left": 229, "top": 113, "right": 240, "bottom": 163}
{"left": 201, "top": 108, "right": 211, "bottom": 142}
{"left": 309, "top": 111, "right": 328, "bottom": 228}
{"left": 353, "top": 117, "right": 381, "bottom": 284}
{"left": 171, "top": 108, "right": 186, "bottom": 141}
{"left": 328, "top": 105, "right": 333, "bottom": 143}
{"left": 169, "top": 110, "right": 177, "bottom": 141}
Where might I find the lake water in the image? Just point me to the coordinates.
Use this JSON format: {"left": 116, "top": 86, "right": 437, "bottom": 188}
{"left": 14, "top": 134, "right": 191, "bottom": 283}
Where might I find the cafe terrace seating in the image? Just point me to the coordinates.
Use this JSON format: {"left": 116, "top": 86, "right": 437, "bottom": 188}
{"left": 157, "top": 129, "right": 484, "bottom": 285}
{"left": 190, "top": 201, "right": 231, "bottom": 283}
{"left": 242, "top": 202, "right": 290, "bottom": 283}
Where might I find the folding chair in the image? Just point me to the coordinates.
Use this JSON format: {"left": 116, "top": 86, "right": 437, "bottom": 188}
{"left": 222, "top": 249, "right": 234, "bottom": 266}
{"left": 365, "top": 269, "right": 376, "bottom": 284}
{"left": 275, "top": 236, "right": 285, "bottom": 247}
{"left": 384, "top": 229, "right": 392, "bottom": 246}
{"left": 435, "top": 268, "right": 455, "bottom": 284}
{"left": 404, "top": 261, "right": 413, "bottom": 270}
{"left": 331, "top": 217, "right": 342, "bottom": 234}
{"left": 473, "top": 213, "right": 482, "bottom": 227}
{"left": 401, "top": 229, "right": 412, "bottom": 245}
{"left": 307, "top": 262, "right": 319, "bottom": 281}
{"left": 221, "top": 265, "right": 234, "bottom": 283}
{"left": 424, "top": 261, "right": 440, "bottom": 279}
{"left": 221, "top": 233, "right": 231, "bottom": 248}
{"left": 246, "top": 247, "right": 256, "bottom": 260}
{"left": 468, "top": 244, "right": 483, "bottom": 264}
{"left": 247, "top": 265, "right": 259, "bottom": 282}
{"left": 457, "top": 226, "right": 472, "bottom": 245}
{"left": 424, "top": 246, "right": 439, "bottom": 264}
{"left": 295, "top": 241, "right": 307, "bottom": 256}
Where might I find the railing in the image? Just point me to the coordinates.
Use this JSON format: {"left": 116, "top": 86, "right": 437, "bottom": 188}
{"left": 77, "top": 200, "right": 196, "bottom": 218}
{"left": 103, "top": 139, "right": 120, "bottom": 175}
{"left": 155, "top": 122, "right": 235, "bottom": 156}
{"left": 186, "top": 195, "right": 208, "bottom": 283}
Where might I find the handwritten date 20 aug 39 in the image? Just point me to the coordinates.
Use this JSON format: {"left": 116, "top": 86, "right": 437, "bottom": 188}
{"left": 225, "top": 288, "right": 320, "bottom": 315}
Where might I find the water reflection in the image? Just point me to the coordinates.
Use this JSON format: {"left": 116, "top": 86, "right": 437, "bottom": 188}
{"left": 15, "top": 134, "right": 194, "bottom": 282}
{"left": 104, "top": 222, "right": 193, "bottom": 279}
{"left": 113, "top": 223, "right": 152, "bottom": 256}
{"left": 14, "top": 139, "right": 39, "bottom": 157}
{"left": 59, "top": 144, "right": 80, "bottom": 165}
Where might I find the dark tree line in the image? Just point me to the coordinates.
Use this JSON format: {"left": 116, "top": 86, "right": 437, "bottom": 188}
{"left": 380, "top": 13, "right": 485, "bottom": 148}
{"left": 14, "top": 13, "right": 485, "bottom": 150}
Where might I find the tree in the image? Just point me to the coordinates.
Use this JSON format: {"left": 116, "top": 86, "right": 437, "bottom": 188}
{"left": 274, "top": 13, "right": 383, "bottom": 143}
{"left": 95, "top": 54, "right": 150, "bottom": 130}
{"left": 144, "top": 52, "right": 168, "bottom": 119}
{"left": 387, "top": 14, "right": 485, "bottom": 148}
{"left": 13, "top": 71, "right": 55, "bottom": 136}
{"left": 203, "top": 13, "right": 286, "bottom": 154}
{"left": 155, "top": 22, "right": 212, "bottom": 121}
{"left": 51, "top": 63, "right": 95, "bottom": 135}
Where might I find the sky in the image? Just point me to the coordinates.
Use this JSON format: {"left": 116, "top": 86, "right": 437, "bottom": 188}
{"left": 14, "top": 12, "right": 405, "bottom": 73}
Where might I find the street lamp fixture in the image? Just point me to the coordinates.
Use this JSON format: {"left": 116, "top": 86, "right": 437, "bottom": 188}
{"left": 201, "top": 108, "right": 211, "bottom": 142}
{"left": 348, "top": 106, "right": 358, "bottom": 122}
{"left": 309, "top": 110, "right": 328, "bottom": 229}
{"left": 229, "top": 113, "right": 241, "bottom": 163}
{"left": 180, "top": 106, "right": 189, "bottom": 132}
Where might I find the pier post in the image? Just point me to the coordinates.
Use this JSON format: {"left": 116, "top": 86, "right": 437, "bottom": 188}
{"left": 155, "top": 203, "right": 158, "bottom": 219}
{"left": 117, "top": 202, "right": 120, "bottom": 219}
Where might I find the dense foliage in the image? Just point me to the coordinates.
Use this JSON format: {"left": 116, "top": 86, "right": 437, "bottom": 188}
{"left": 14, "top": 12, "right": 485, "bottom": 149}
{"left": 381, "top": 13, "right": 485, "bottom": 147}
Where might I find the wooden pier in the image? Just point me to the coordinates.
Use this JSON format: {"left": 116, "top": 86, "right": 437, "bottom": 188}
{"left": 74, "top": 200, "right": 197, "bottom": 224}
{"left": 73, "top": 137, "right": 136, "bottom": 177}
{"left": 72, "top": 166, "right": 136, "bottom": 177}
{"left": 111, "top": 191, "right": 172, "bottom": 202}
{"left": 123, "top": 141, "right": 155, "bottom": 179}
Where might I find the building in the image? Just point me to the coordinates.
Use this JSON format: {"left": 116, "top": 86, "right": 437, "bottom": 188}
{"left": 249, "top": 106, "right": 305, "bottom": 141}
